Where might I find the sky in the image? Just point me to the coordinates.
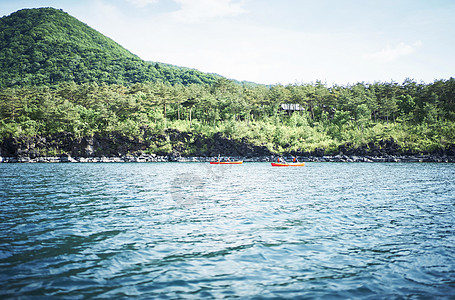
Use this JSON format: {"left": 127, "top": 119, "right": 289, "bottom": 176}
{"left": 1, "top": 0, "right": 455, "bottom": 86}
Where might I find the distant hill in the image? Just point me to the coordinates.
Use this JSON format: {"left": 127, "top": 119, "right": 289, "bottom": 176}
{"left": 151, "top": 61, "right": 263, "bottom": 87}
{"left": 0, "top": 7, "right": 221, "bottom": 87}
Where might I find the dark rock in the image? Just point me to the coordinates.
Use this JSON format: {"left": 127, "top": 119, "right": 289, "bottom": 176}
{"left": 314, "top": 148, "right": 325, "bottom": 157}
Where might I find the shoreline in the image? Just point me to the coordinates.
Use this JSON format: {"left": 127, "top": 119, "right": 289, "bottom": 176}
{"left": 1, "top": 154, "right": 454, "bottom": 163}
{"left": 2, "top": 132, "right": 455, "bottom": 164}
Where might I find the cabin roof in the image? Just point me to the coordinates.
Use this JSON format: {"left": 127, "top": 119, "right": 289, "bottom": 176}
{"left": 281, "top": 103, "right": 305, "bottom": 111}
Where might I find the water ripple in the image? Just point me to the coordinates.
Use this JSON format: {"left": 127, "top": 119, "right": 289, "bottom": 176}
{"left": 1, "top": 162, "right": 454, "bottom": 298}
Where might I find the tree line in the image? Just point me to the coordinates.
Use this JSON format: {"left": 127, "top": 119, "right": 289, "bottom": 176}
{"left": 1, "top": 78, "right": 454, "bottom": 154}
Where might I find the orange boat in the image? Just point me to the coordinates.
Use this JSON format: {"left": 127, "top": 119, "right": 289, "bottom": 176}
{"left": 271, "top": 162, "right": 305, "bottom": 167}
{"left": 210, "top": 161, "right": 243, "bottom": 165}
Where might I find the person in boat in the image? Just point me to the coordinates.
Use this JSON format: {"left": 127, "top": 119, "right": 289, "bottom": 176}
{"left": 293, "top": 157, "right": 298, "bottom": 163}
{"left": 227, "top": 157, "right": 231, "bottom": 162}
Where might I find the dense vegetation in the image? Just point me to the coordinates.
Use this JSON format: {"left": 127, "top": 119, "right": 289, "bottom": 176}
{"left": 0, "top": 8, "right": 454, "bottom": 157}
{"left": 1, "top": 78, "right": 454, "bottom": 155}
{"left": 0, "top": 8, "right": 220, "bottom": 87}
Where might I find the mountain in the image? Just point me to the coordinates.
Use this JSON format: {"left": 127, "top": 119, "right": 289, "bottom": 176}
{"left": 0, "top": 7, "right": 221, "bottom": 87}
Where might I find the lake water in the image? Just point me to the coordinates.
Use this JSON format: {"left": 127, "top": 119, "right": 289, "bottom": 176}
{"left": 1, "top": 162, "right": 454, "bottom": 299}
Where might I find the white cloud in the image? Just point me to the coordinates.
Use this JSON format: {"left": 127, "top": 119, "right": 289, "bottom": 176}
{"left": 126, "top": 0, "right": 158, "bottom": 8}
{"left": 171, "top": 0, "right": 246, "bottom": 23}
{"left": 363, "top": 41, "right": 422, "bottom": 63}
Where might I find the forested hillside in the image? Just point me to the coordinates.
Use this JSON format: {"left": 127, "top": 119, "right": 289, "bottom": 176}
{"left": 0, "top": 8, "right": 454, "bottom": 159}
{"left": 0, "top": 8, "right": 220, "bottom": 87}
{"left": 1, "top": 78, "right": 454, "bottom": 157}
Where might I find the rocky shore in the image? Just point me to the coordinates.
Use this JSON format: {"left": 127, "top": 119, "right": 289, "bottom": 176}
{"left": 1, "top": 129, "right": 454, "bottom": 163}
{"left": 1, "top": 153, "right": 453, "bottom": 163}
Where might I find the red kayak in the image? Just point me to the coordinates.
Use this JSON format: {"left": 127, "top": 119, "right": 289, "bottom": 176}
{"left": 210, "top": 161, "right": 243, "bottom": 165}
{"left": 271, "top": 162, "right": 305, "bottom": 167}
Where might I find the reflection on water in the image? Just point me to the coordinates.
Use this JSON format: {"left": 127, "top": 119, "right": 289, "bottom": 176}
{"left": 1, "top": 162, "right": 454, "bottom": 298}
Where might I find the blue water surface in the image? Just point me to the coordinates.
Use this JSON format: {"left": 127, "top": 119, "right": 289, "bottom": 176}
{"left": 0, "top": 162, "right": 454, "bottom": 299}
